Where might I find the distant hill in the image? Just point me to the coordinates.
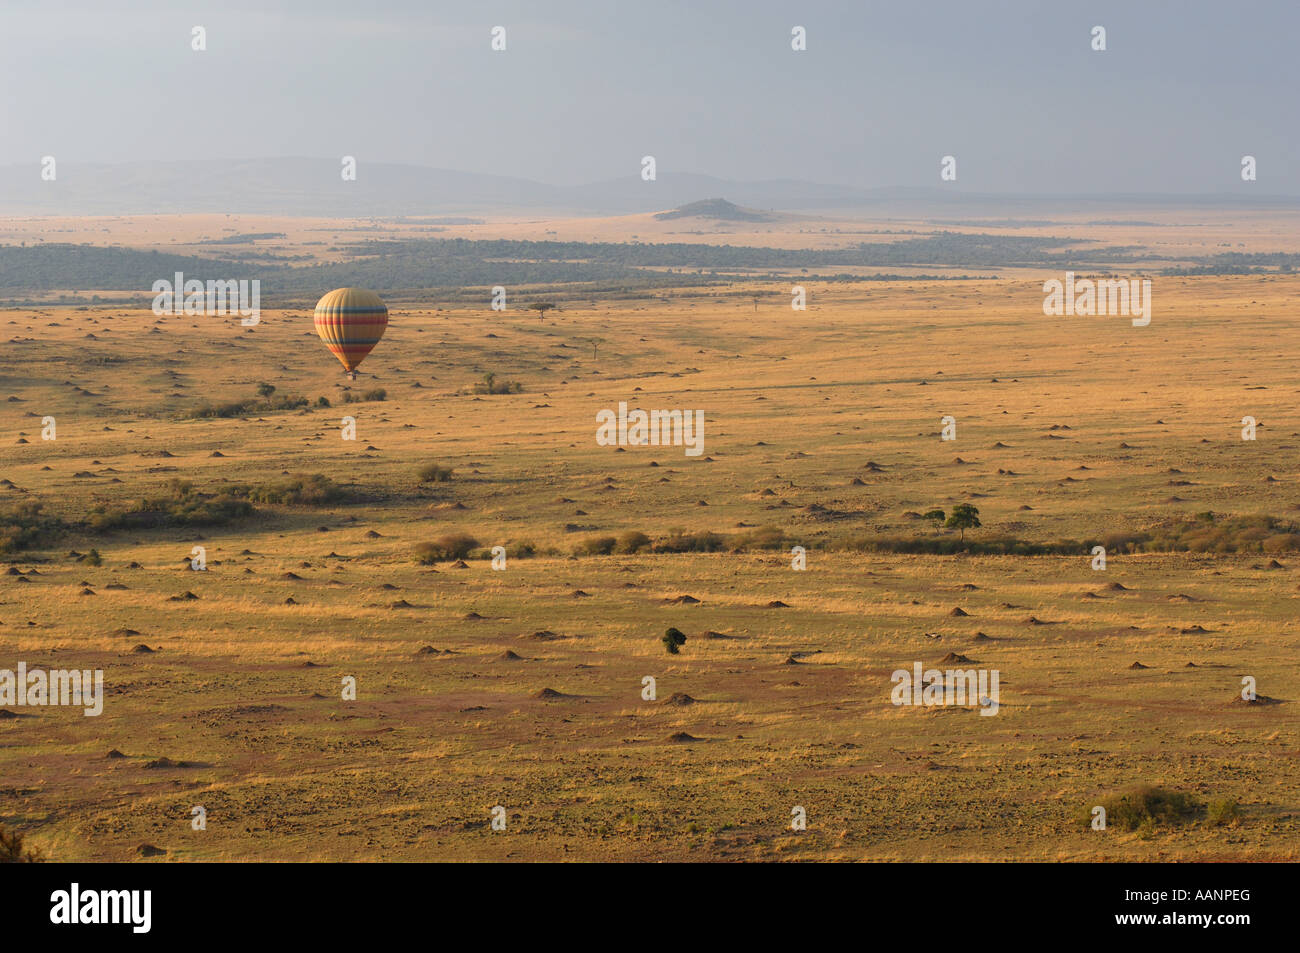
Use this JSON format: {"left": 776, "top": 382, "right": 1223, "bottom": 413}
{"left": 654, "top": 198, "right": 772, "bottom": 222}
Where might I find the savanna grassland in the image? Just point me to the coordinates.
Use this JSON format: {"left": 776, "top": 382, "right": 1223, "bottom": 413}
{"left": 1, "top": 231, "right": 1298, "bottom": 861}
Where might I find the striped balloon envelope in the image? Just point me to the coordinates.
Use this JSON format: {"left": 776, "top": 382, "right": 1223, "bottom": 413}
{"left": 313, "top": 287, "right": 389, "bottom": 375}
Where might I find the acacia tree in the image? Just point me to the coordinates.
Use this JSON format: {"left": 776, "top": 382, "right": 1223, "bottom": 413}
{"left": 945, "top": 503, "right": 982, "bottom": 543}
{"left": 528, "top": 302, "right": 557, "bottom": 321}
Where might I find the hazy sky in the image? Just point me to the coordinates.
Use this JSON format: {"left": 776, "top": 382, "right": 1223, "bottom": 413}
{"left": 3, "top": 0, "right": 1297, "bottom": 193}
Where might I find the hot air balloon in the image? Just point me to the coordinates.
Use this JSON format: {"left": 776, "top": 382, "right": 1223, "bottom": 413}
{"left": 313, "top": 287, "right": 388, "bottom": 378}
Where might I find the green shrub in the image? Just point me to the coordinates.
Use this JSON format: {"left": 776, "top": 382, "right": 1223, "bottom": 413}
{"left": 227, "top": 473, "right": 346, "bottom": 505}
{"left": 575, "top": 535, "right": 617, "bottom": 556}
{"left": 653, "top": 530, "right": 726, "bottom": 553}
{"left": 0, "top": 502, "right": 65, "bottom": 554}
{"left": 415, "top": 533, "right": 480, "bottom": 563}
{"left": 187, "top": 386, "right": 309, "bottom": 419}
{"left": 837, "top": 534, "right": 1081, "bottom": 556}
{"left": 86, "top": 474, "right": 345, "bottom": 534}
{"left": 340, "top": 390, "right": 386, "bottom": 404}
{"left": 0, "top": 824, "right": 44, "bottom": 862}
{"left": 1207, "top": 799, "right": 1242, "bottom": 827}
{"left": 1143, "top": 514, "right": 1300, "bottom": 553}
{"left": 417, "top": 463, "right": 454, "bottom": 483}
{"left": 614, "top": 530, "right": 652, "bottom": 554}
{"left": 1084, "top": 787, "right": 1203, "bottom": 831}
{"left": 87, "top": 480, "right": 255, "bottom": 531}
{"left": 729, "top": 525, "right": 787, "bottom": 551}
{"left": 662, "top": 627, "right": 687, "bottom": 655}
{"left": 471, "top": 372, "right": 523, "bottom": 395}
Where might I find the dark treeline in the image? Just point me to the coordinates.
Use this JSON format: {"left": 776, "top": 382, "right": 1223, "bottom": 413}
{"left": 1161, "top": 250, "right": 1300, "bottom": 275}
{"left": 330, "top": 232, "right": 1094, "bottom": 270}
{"left": 0, "top": 232, "right": 1248, "bottom": 295}
{"left": 0, "top": 245, "right": 266, "bottom": 291}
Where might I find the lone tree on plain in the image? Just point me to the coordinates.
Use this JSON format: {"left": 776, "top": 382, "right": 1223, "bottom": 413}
{"left": 946, "top": 503, "right": 981, "bottom": 543}
{"left": 662, "top": 627, "right": 687, "bottom": 655}
{"left": 527, "top": 302, "right": 557, "bottom": 322}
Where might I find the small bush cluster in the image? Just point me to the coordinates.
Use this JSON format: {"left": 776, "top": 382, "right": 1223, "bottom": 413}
{"left": 1137, "top": 513, "right": 1300, "bottom": 554}
{"left": 417, "top": 463, "right": 454, "bottom": 483}
{"left": 186, "top": 385, "right": 314, "bottom": 419}
{"left": 0, "top": 824, "right": 44, "bottom": 862}
{"left": 1080, "top": 787, "right": 1240, "bottom": 833}
{"left": 574, "top": 535, "right": 617, "bottom": 556}
{"left": 838, "top": 535, "right": 1076, "bottom": 556}
{"left": 415, "top": 533, "right": 480, "bottom": 563}
{"left": 85, "top": 474, "right": 347, "bottom": 534}
{"left": 470, "top": 372, "right": 522, "bottom": 395}
{"left": 408, "top": 512, "right": 1300, "bottom": 567}
{"left": 227, "top": 473, "right": 347, "bottom": 505}
{"left": 87, "top": 479, "right": 255, "bottom": 531}
{"left": 652, "top": 530, "right": 727, "bottom": 553}
{"left": 566, "top": 526, "right": 785, "bottom": 557}
{"left": 0, "top": 502, "right": 65, "bottom": 554}
{"left": 614, "top": 530, "right": 651, "bottom": 554}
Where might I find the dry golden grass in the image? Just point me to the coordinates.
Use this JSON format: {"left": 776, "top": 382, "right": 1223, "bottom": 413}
{"left": 1, "top": 264, "right": 1298, "bottom": 861}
